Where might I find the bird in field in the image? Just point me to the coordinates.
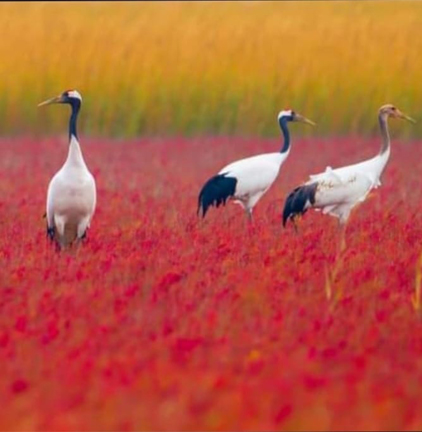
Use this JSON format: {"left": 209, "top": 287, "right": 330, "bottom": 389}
{"left": 39, "top": 90, "right": 97, "bottom": 249}
{"left": 282, "top": 104, "right": 415, "bottom": 239}
{"left": 197, "top": 110, "right": 316, "bottom": 220}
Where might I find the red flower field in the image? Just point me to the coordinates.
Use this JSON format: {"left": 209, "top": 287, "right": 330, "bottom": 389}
{"left": 0, "top": 135, "right": 422, "bottom": 430}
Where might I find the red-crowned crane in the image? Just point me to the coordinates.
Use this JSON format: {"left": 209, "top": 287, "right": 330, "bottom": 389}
{"left": 282, "top": 104, "right": 415, "bottom": 239}
{"left": 197, "top": 110, "right": 315, "bottom": 220}
{"left": 39, "top": 90, "right": 97, "bottom": 249}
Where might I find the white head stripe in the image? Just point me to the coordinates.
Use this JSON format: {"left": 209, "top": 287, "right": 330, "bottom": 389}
{"left": 278, "top": 110, "right": 292, "bottom": 119}
{"left": 67, "top": 90, "right": 82, "bottom": 101}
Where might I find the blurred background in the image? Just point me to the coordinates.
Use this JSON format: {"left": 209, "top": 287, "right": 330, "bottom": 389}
{"left": 0, "top": 1, "right": 421, "bottom": 138}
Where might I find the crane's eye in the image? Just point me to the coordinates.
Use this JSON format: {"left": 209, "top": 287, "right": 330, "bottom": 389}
{"left": 391, "top": 106, "right": 396, "bottom": 111}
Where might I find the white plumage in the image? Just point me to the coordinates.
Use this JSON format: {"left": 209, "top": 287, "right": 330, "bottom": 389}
{"left": 219, "top": 152, "right": 287, "bottom": 213}
{"left": 283, "top": 104, "right": 415, "bottom": 227}
{"left": 198, "top": 110, "right": 315, "bottom": 219}
{"left": 46, "top": 136, "right": 96, "bottom": 245}
{"left": 306, "top": 154, "right": 387, "bottom": 224}
{"left": 39, "top": 90, "right": 96, "bottom": 248}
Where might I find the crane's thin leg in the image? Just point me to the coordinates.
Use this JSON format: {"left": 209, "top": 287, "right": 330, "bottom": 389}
{"left": 291, "top": 216, "right": 299, "bottom": 234}
{"left": 337, "top": 218, "right": 348, "bottom": 256}
{"left": 245, "top": 208, "right": 253, "bottom": 223}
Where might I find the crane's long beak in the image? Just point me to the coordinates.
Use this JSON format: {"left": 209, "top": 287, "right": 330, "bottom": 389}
{"left": 399, "top": 111, "right": 416, "bottom": 123}
{"left": 296, "top": 114, "right": 316, "bottom": 126}
{"left": 38, "top": 95, "right": 64, "bottom": 107}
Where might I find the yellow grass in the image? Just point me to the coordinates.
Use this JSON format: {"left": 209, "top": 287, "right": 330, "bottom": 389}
{"left": 0, "top": 1, "right": 421, "bottom": 137}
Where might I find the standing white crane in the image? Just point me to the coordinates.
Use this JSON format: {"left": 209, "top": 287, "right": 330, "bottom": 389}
{"left": 39, "top": 90, "right": 97, "bottom": 249}
{"left": 282, "top": 104, "right": 415, "bottom": 236}
{"left": 197, "top": 110, "right": 315, "bottom": 220}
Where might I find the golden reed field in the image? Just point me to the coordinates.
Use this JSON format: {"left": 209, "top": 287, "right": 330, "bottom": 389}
{"left": 0, "top": 1, "right": 422, "bottom": 138}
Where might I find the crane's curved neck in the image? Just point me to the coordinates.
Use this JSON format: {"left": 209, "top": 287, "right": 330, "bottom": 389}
{"left": 279, "top": 117, "right": 291, "bottom": 153}
{"left": 378, "top": 113, "right": 390, "bottom": 156}
{"left": 68, "top": 99, "right": 81, "bottom": 141}
{"left": 66, "top": 135, "right": 86, "bottom": 168}
{"left": 65, "top": 100, "right": 86, "bottom": 168}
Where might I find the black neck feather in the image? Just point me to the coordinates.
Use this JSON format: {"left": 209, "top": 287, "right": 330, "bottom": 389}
{"left": 279, "top": 117, "right": 290, "bottom": 153}
{"left": 69, "top": 99, "right": 81, "bottom": 140}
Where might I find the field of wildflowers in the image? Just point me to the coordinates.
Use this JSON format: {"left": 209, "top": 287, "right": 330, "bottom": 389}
{"left": 1, "top": 134, "right": 422, "bottom": 430}
{"left": 1, "top": 1, "right": 422, "bottom": 431}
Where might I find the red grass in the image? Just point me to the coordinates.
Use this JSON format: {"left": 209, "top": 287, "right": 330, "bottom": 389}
{"left": 0, "top": 135, "right": 422, "bottom": 430}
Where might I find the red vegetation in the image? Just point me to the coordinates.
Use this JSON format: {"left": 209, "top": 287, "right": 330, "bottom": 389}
{"left": 0, "top": 135, "right": 422, "bottom": 430}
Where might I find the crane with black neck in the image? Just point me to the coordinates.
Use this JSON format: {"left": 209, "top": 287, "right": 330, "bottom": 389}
{"left": 39, "top": 90, "right": 97, "bottom": 249}
{"left": 197, "top": 109, "right": 315, "bottom": 220}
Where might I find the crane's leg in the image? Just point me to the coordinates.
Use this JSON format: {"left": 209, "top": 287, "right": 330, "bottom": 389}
{"left": 339, "top": 224, "right": 346, "bottom": 253}
{"left": 337, "top": 213, "right": 350, "bottom": 254}
{"left": 245, "top": 194, "right": 260, "bottom": 224}
{"left": 73, "top": 218, "right": 90, "bottom": 252}
{"left": 236, "top": 198, "right": 253, "bottom": 223}
{"left": 77, "top": 217, "right": 90, "bottom": 240}
{"left": 290, "top": 215, "right": 300, "bottom": 234}
{"left": 52, "top": 216, "right": 66, "bottom": 252}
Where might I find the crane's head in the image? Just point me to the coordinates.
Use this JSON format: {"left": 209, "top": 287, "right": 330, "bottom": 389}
{"left": 38, "top": 89, "right": 82, "bottom": 107}
{"left": 278, "top": 109, "right": 316, "bottom": 126}
{"left": 379, "top": 104, "right": 415, "bottom": 123}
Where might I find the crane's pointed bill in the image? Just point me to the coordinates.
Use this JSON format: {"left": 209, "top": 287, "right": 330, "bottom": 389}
{"left": 400, "top": 112, "right": 416, "bottom": 123}
{"left": 295, "top": 114, "right": 316, "bottom": 126}
{"left": 38, "top": 95, "right": 63, "bottom": 107}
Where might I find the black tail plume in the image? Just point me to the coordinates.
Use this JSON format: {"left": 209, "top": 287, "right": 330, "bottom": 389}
{"left": 282, "top": 182, "right": 318, "bottom": 227}
{"left": 197, "top": 173, "right": 237, "bottom": 218}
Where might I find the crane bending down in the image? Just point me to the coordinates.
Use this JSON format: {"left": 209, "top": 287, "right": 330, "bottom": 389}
{"left": 197, "top": 110, "right": 315, "bottom": 220}
{"left": 39, "top": 90, "right": 97, "bottom": 249}
{"left": 282, "top": 104, "right": 415, "bottom": 233}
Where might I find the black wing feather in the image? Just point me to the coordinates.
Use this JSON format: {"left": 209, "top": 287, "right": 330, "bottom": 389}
{"left": 197, "top": 173, "right": 237, "bottom": 217}
{"left": 282, "top": 182, "right": 318, "bottom": 227}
